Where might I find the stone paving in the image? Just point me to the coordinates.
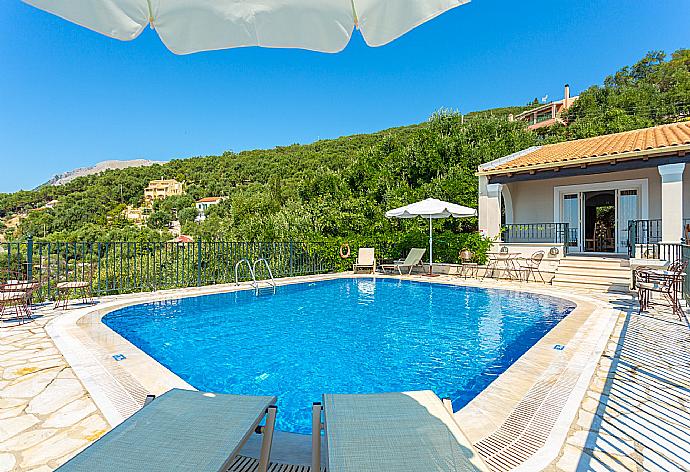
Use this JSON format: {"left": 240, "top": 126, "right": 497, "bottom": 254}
{"left": 0, "top": 308, "right": 108, "bottom": 472}
{"left": 550, "top": 294, "right": 690, "bottom": 472}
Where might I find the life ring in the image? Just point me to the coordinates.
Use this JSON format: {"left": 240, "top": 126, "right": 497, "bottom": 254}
{"left": 339, "top": 243, "right": 351, "bottom": 259}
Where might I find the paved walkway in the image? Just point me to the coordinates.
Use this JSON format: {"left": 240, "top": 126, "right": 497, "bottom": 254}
{"left": 0, "top": 307, "right": 108, "bottom": 472}
{"left": 551, "top": 294, "right": 690, "bottom": 471}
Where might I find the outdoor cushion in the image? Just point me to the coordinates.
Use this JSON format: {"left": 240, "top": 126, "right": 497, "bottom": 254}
{"left": 56, "top": 281, "right": 90, "bottom": 289}
{"left": 0, "top": 291, "right": 26, "bottom": 301}
{"left": 323, "top": 391, "right": 487, "bottom": 472}
{"left": 56, "top": 389, "right": 276, "bottom": 472}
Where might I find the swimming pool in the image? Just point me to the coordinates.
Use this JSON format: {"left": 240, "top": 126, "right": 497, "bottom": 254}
{"left": 103, "top": 278, "right": 575, "bottom": 434}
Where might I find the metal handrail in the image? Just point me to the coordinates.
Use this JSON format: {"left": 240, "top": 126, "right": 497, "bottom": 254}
{"left": 235, "top": 258, "right": 257, "bottom": 288}
{"left": 253, "top": 258, "right": 276, "bottom": 288}
{"left": 502, "top": 223, "right": 570, "bottom": 244}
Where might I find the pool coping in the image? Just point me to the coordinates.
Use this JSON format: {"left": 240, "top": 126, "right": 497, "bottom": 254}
{"left": 45, "top": 273, "right": 619, "bottom": 470}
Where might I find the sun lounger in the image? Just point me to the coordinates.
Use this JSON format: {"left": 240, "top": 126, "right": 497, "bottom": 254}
{"left": 380, "top": 248, "right": 426, "bottom": 275}
{"left": 312, "top": 390, "right": 488, "bottom": 472}
{"left": 56, "top": 389, "right": 277, "bottom": 472}
{"left": 353, "top": 248, "right": 376, "bottom": 274}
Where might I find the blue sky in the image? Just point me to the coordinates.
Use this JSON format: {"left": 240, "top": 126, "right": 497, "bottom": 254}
{"left": 1, "top": 1, "right": 688, "bottom": 193}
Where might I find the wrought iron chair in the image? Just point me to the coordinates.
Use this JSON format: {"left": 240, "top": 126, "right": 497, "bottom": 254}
{"left": 519, "top": 251, "right": 545, "bottom": 283}
{"left": 0, "top": 270, "right": 39, "bottom": 325}
{"left": 458, "top": 250, "right": 478, "bottom": 278}
{"left": 54, "top": 263, "right": 95, "bottom": 310}
{"left": 637, "top": 259, "right": 688, "bottom": 320}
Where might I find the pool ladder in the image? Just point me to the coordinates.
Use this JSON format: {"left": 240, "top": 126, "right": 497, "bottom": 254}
{"left": 235, "top": 258, "right": 276, "bottom": 293}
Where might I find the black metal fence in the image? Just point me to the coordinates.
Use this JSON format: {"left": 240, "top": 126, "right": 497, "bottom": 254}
{"left": 0, "top": 239, "right": 337, "bottom": 302}
{"left": 627, "top": 219, "right": 662, "bottom": 257}
{"left": 501, "top": 223, "right": 571, "bottom": 251}
{"left": 627, "top": 219, "right": 690, "bottom": 257}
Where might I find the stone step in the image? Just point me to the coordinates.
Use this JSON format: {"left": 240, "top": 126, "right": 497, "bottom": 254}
{"left": 555, "top": 267, "right": 631, "bottom": 279}
{"left": 552, "top": 273, "right": 630, "bottom": 285}
{"left": 560, "top": 257, "right": 629, "bottom": 269}
{"left": 551, "top": 280, "right": 631, "bottom": 293}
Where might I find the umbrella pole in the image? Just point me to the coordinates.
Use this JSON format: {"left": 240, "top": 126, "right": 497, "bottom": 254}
{"left": 429, "top": 217, "right": 433, "bottom": 275}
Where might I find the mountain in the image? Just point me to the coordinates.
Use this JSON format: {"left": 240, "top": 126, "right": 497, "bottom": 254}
{"left": 43, "top": 159, "right": 167, "bottom": 187}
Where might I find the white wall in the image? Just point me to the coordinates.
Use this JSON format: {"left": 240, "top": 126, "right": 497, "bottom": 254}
{"left": 504, "top": 167, "right": 680, "bottom": 223}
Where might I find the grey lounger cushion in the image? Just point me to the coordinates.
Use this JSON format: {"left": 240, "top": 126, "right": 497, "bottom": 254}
{"left": 323, "top": 390, "right": 487, "bottom": 472}
{"left": 57, "top": 388, "right": 276, "bottom": 472}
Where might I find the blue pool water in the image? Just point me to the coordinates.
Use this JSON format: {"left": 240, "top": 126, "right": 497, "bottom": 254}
{"left": 103, "top": 278, "right": 574, "bottom": 434}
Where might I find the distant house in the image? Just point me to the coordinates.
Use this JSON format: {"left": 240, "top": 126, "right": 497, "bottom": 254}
{"left": 123, "top": 205, "right": 148, "bottom": 226}
{"left": 195, "top": 197, "right": 225, "bottom": 221}
{"left": 144, "top": 179, "right": 185, "bottom": 206}
{"left": 44, "top": 199, "right": 59, "bottom": 209}
{"left": 169, "top": 235, "right": 194, "bottom": 244}
{"left": 512, "top": 85, "right": 579, "bottom": 130}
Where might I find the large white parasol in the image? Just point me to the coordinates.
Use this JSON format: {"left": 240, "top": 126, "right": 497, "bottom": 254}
{"left": 23, "top": 0, "right": 470, "bottom": 55}
{"left": 385, "top": 198, "right": 476, "bottom": 275}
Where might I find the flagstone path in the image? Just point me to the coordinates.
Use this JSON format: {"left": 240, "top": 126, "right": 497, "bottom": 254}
{"left": 0, "top": 308, "right": 108, "bottom": 472}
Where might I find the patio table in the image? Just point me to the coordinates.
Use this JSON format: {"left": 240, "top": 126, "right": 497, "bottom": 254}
{"left": 636, "top": 268, "right": 686, "bottom": 318}
{"left": 630, "top": 259, "right": 668, "bottom": 289}
{"left": 484, "top": 252, "right": 521, "bottom": 280}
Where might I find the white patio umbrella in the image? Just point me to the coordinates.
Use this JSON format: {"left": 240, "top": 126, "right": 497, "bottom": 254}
{"left": 385, "top": 198, "right": 476, "bottom": 275}
{"left": 23, "top": 0, "right": 470, "bottom": 55}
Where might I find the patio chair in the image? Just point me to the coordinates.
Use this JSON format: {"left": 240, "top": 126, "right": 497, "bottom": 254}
{"left": 311, "top": 390, "right": 488, "bottom": 472}
{"left": 380, "top": 248, "right": 426, "bottom": 275}
{"left": 0, "top": 270, "right": 44, "bottom": 325}
{"left": 519, "top": 251, "right": 545, "bottom": 282}
{"left": 458, "top": 250, "right": 478, "bottom": 278}
{"left": 0, "top": 289, "right": 32, "bottom": 326}
{"left": 637, "top": 259, "right": 688, "bottom": 320}
{"left": 54, "top": 263, "right": 95, "bottom": 310}
{"left": 56, "top": 389, "right": 278, "bottom": 472}
{"left": 353, "top": 248, "right": 376, "bottom": 274}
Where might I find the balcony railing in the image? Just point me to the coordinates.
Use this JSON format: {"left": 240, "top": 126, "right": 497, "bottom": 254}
{"left": 627, "top": 219, "right": 690, "bottom": 257}
{"left": 501, "top": 223, "right": 570, "bottom": 252}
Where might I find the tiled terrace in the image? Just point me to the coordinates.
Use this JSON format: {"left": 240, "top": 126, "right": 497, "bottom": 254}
{"left": 1, "top": 278, "right": 689, "bottom": 471}
{"left": 551, "top": 294, "right": 690, "bottom": 471}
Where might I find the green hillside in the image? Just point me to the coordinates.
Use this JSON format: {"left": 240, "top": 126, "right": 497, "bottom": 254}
{"left": 1, "top": 49, "right": 688, "bottom": 261}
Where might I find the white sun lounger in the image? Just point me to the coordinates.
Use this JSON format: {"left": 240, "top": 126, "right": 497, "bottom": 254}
{"left": 353, "top": 248, "right": 376, "bottom": 274}
{"left": 380, "top": 248, "right": 426, "bottom": 275}
{"left": 56, "top": 389, "right": 277, "bottom": 472}
{"left": 312, "top": 390, "right": 489, "bottom": 472}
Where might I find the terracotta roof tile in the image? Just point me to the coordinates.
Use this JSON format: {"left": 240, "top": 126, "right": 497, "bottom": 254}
{"left": 489, "top": 122, "right": 690, "bottom": 173}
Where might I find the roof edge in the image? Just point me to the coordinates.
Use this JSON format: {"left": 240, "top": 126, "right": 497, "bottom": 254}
{"left": 478, "top": 146, "right": 543, "bottom": 172}
{"left": 477, "top": 143, "right": 690, "bottom": 176}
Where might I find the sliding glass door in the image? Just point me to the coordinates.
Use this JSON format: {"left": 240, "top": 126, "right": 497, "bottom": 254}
{"left": 617, "top": 189, "right": 639, "bottom": 253}
{"left": 562, "top": 194, "right": 580, "bottom": 251}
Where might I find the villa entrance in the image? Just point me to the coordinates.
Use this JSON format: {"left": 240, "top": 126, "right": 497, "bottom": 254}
{"left": 555, "top": 179, "right": 646, "bottom": 254}
{"left": 583, "top": 191, "right": 615, "bottom": 252}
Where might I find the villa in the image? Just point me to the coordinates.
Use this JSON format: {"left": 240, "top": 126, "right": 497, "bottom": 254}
{"left": 511, "top": 84, "right": 579, "bottom": 130}
{"left": 143, "top": 179, "right": 185, "bottom": 207}
{"left": 479, "top": 121, "right": 690, "bottom": 252}
{"left": 195, "top": 197, "right": 225, "bottom": 222}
